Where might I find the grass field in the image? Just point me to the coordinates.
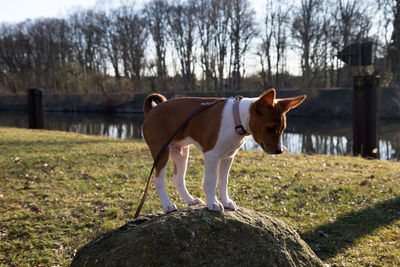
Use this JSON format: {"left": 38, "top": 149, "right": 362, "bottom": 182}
{"left": 1, "top": 127, "right": 399, "bottom": 266}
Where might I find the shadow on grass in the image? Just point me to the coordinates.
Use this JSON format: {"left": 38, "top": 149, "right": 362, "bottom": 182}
{"left": 301, "top": 196, "right": 400, "bottom": 260}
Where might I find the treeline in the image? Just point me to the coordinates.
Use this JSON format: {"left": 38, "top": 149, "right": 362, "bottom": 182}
{"left": 0, "top": 0, "right": 399, "bottom": 95}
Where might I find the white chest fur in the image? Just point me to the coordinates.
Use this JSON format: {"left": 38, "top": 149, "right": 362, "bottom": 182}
{"left": 205, "top": 98, "right": 254, "bottom": 159}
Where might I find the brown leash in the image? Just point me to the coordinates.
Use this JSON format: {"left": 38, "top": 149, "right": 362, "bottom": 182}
{"left": 133, "top": 98, "right": 227, "bottom": 219}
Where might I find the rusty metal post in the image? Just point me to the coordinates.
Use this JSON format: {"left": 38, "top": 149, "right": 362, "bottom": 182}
{"left": 352, "top": 76, "right": 363, "bottom": 156}
{"left": 362, "top": 76, "right": 380, "bottom": 158}
{"left": 339, "top": 42, "right": 380, "bottom": 159}
{"left": 27, "top": 88, "right": 44, "bottom": 129}
{"left": 352, "top": 76, "right": 380, "bottom": 158}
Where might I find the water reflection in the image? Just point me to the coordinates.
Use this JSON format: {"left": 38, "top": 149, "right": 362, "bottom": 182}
{"left": 1, "top": 111, "right": 399, "bottom": 161}
{"left": 0, "top": 112, "right": 144, "bottom": 139}
{"left": 244, "top": 134, "right": 351, "bottom": 156}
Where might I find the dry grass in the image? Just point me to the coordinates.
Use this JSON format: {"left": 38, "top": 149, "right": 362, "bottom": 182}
{"left": 0, "top": 127, "right": 399, "bottom": 266}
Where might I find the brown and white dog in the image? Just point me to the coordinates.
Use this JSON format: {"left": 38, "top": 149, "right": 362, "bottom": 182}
{"left": 142, "top": 88, "right": 306, "bottom": 212}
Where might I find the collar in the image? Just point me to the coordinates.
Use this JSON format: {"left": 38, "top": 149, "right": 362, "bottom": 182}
{"left": 232, "top": 97, "right": 248, "bottom": 135}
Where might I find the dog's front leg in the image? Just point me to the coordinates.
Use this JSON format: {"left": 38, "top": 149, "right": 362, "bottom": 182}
{"left": 203, "top": 154, "right": 224, "bottom": 211}
{"left": 218, "top": 157, "right": 238, "bottom": 210}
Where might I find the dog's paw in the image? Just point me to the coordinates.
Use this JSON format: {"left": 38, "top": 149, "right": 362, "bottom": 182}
{"left": 207, "top": 200, "right": 224, "bottom": 212}
{"left": 187, "top": 198, "right": 205, "bottom": 206}
{"left": 164, "top": 204, "right": 178, "bottom": 213}
{"left": 220, "top": 198, "right": 238, "bottom": 211}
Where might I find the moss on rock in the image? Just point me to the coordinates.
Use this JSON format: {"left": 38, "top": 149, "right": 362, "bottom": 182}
{"left": 72, "top": 206, "right": 323, "bottom": 266}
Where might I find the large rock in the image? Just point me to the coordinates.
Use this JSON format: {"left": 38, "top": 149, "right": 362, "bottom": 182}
{"left": 72, "top": 206, "right": 323, "bottom": 266}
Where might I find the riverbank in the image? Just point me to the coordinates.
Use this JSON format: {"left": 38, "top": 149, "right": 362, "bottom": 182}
{"left": 1, "top": 87, "right": 399, "bottom": 119}
{"left": 1, "top": 127, "right": 399, "bottom": 266}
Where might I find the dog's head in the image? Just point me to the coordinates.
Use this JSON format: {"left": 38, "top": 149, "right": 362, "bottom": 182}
{"left": 249, "top": 88, "right": 306, "bottom": 154}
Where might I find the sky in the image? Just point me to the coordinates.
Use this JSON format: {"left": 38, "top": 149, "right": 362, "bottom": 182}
{"left": 0, "top": 0, "right": 266, "bottom": 24}
{"left": 0, "top": 0, "right": 97, "bottom": 23}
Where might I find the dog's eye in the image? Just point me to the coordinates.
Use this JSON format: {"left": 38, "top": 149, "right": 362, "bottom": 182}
{"left": 267, "top": 127, "right": 275, "bottom": 133}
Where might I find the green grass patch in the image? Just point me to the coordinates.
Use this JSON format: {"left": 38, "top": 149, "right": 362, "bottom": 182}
{"left": 1, "top": 127, "right": 399, "bottom": 266}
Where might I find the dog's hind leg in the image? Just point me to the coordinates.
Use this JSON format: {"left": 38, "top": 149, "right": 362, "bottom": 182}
{"left": 171, "top": 145, "right": 205, "bottom": 207}
{"left": 154, "top": 148, "right": 177, "bottom": 213}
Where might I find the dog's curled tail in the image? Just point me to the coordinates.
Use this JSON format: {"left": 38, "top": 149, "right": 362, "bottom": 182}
{"left": 143, "top": 93, "right": 167, "bottom": 115}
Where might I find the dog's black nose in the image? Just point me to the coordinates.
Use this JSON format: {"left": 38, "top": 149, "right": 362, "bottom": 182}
{"left": 276, "top": 149, "right": 283, "bottom": 154}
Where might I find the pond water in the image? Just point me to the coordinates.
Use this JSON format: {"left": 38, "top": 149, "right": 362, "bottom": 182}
{"left": 1, "top": 111, "right": 399, "bottom": 161}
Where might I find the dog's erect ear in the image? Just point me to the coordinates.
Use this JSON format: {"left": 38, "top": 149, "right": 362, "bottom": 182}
{"left": 255, "top": 88, "right": 276, "bottom": 114}
{"left": 260, "top": 88, "right": 276, "bottom": 106}
{"left": 278, "top": 95, "right": 306, "bottom": 113}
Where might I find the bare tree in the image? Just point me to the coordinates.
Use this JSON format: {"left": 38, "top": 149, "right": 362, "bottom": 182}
{"left": 0, "top": 22, "right": 33, "bottom": 94}
{"left": 257, "top": 0, "right": 290, "bottom": 89}
{"left": 27, "top": 18, "right": 74, "bottom": 92}
{"left": 115, "top": 5, "right": 149, "bottom": 91}
{"left": 80, "top": 11, "right": 105, "bottom": 72}
{"left": 194, "top": 0, "right": 215, "bottom": 91}
{"left": 103, "top": 10, "right": 121, "bottom": 82}
{"left": 373, "top": 0, "right": 398, "bottom": 85}
{"left": 210, "top": 0, "right": 232, "bottom": 91}
{"left": 331, "top": 0, "right": 373, "bottom": 86}
{"left": 0, "top": 18, "right": 76, "bottom": 94}
{"left": 273, "top": 2, "right": 290, "bottom": 88}
{"left": 389, "top": 0, "right": 400, "bottom": 84}
{"left": 376, "top": 0, "right": 396, "bottom": 48}
{"left": 256, "top": 44, "right": 270, "bottom": 90}
{"left": 27, "top": 20, "right": 48, "bottom": 89}
{"left": 320, "top": 3, "right": 332, "bottom": 88}
{"left": 167, "top": 0, "right": 197, "bottom": 91}
{"left": 229, "top": 0, "right": 257, "bottom": 91}
{"left": 145, "top": 0, "right": 169, "bottom": 91}
{"left": 291, "top": 0, "right": 323, "bottom": 89}
{"left": 259, "top": 0, "right": 275, "bottom": 88}
{"left": 69, "top": 10, "right": 110, "bottom": 93}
